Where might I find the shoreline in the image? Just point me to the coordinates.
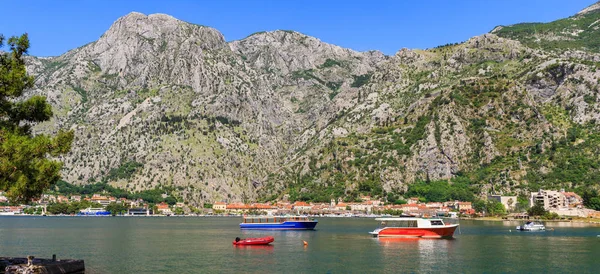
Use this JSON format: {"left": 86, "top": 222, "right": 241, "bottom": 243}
{"left": 466, "top": 216, "right": 600, "bottom": 224}
{"left": 3, "top": 214, "right": 600, "bottom": 224}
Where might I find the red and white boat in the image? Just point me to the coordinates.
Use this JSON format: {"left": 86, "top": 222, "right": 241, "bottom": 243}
{"left": 369, "top": 217, "right": 458, "bottom": 239}
{"left": 232, "top": 236, "right": 275, "bottom": 245}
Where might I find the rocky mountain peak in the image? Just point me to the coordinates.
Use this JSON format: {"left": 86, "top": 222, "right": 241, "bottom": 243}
{"left": 576, "top": 1, "right": 600, "bottom": 15}
{"left": 65, "top": 12, "right": 231, "bottom": 87}
{"left": 230, "top": 30, "right": 382, "bottom": 74}
{"left": 96, "top": 11, "right": 226, "bottom": 50}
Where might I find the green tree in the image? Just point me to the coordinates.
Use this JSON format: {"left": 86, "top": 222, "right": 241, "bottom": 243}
{"left": 486, "top": 200, "right": 506, "bottom": 216}
{"left": 23, "top": 207, "right": 35, "bottom": 214}
{"left": 506, "top": 198, "right": 514, "bottom": 212}
{"left": 46, "top": 202, "right": 69, "bottom": 215}
{"left": 0, "top": 33, "right": 73, "bottom": 203}
{"left": 473, "top": 199, "right": 486, "bottom": 213}
{"left": 542, "top": 211, "right": 560, "bottom": 220}
{"left": 173, "top": 207, "right": 184, "bottom": 215}
{"left": 582, "top": 189, "right": 600, "bottom": 210}
{"left": 527, "top": 201, "right": 547, "bottom": 216}
{"left": 106, "top": 202, "right": 128, "bottom": 215}
{"left": 515, "top": 194, "right": 530, "bottom": 212}
{"left": 473, "top": 199, "right": 506, "bottom": 216}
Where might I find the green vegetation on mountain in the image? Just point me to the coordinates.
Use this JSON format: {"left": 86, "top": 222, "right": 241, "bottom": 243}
{"left": 405, "top": 180, "right": 476, "bottom": 202}
{"left": 106, "top": 161, "right": 143, "bottom": 181}
{"left": 50, "top": 180, "right": 180, "bottom": 205}
{"left": 494, "top": 4, "right": 600, "bottom": 52}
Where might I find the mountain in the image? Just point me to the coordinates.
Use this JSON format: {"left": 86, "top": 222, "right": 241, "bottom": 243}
{"left": 25, "top": 4, "right": 600, "bottom": 205}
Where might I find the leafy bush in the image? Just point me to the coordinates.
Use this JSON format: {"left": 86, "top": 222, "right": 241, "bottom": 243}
{"left": 215, "top": 115, "right": 241, "bottom": 126}
{"left": 405, "top": 179, "right": 476, "bottom": 202}
{"left": 527, "top": 201, "right": 547, "bottom": 216}
{"left": 351, "top": 73, "right": 372, "bottom": 88}
{"left": 106, "top": 161, "right": 143, "bottom": 181}
{"left": 584, "top": 94, "right": 596, "bottom": 104}
{"left": 320, "top": 58, "right": 342, "bottom": 68}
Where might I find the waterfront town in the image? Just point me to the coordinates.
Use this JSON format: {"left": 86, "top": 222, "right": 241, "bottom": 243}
{"left": 1, "top": 189, "right": 599, "bottom": 219}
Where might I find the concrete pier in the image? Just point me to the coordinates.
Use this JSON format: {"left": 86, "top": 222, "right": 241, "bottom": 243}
{"left": 1, "top": 255, "right": 84, "bottom": 274}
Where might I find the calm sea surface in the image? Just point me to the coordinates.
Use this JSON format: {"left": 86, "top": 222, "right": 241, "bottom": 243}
{"left": 0, "top": 216, "right": 599, "bottom": 273}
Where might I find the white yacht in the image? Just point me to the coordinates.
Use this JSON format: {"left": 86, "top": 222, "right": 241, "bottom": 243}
{"left": 516, "top": 221, "right": 546, "bottom": 231}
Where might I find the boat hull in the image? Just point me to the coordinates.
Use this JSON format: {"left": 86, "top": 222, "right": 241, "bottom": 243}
{"left": 372, "top": 225, "right": 458, "bottom": 239}
{"left": 516, "top": 222, "right": 545, "bottom": 231}
{"left": 516, "top": 226, "right": 545, "bottom": 231}
{"left": 78, "top": 211, "right": 111, "bottom": 216}
{"left": 240, "top": 221, "right": 318, "bottom": 230}
{"left": 233, "top": 236, "right": 275, "bottom": 245}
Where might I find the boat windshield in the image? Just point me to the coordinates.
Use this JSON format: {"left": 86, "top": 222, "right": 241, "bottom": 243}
{"left": 383, "top": 220, "right": 418, "bottom": 228}
{"left": 430, "top": 220, "right": 444, "bottom": 226}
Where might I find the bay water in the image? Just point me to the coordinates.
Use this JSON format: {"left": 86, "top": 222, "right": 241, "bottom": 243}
{"left": 1, "top": 216, "right": 599, "bottom": 273}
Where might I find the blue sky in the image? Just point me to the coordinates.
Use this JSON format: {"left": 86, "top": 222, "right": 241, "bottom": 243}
{"left": 0, "top": 0, "right": 596, "bottom": 56}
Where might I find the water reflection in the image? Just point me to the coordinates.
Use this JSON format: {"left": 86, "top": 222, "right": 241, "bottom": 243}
{"left": 377, "top": 238, "right": 455, "bottom": 272}
{"left": 491, "top": 219, "right": 600, "bottom": 229}
{"left": 233, "top": 245, "right": 274, "bottom": 252}
{"left": 231, "top": 243, "right": 276, "bottom": 272}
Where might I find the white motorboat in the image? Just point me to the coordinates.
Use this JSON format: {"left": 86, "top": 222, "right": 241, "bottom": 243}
{"left": 516, "top": 221, "right": 545, "bottom": 231}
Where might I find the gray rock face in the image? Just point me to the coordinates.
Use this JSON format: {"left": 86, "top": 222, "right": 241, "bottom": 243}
{"left": 576, "top": 1, "right": 600, "bottom": 15}
{"left": 86, "top": 12, "right": 227, "bottom": 87}
{"left": 230, "top": 30, "right": 383, "bottom": 75}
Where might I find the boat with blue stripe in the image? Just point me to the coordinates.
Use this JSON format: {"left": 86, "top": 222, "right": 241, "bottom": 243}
{"left": 78, "top": 207, "right": 111, "bottom": 216}
{"left": 240, "top": 216, "right": 318, "bottom": 230}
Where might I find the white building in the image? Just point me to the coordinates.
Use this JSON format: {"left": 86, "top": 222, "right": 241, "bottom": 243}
{"left": 349, "top": 203, "right": 373, "bottom": 212}
{"left": 530, "top": 189, "right": 565, "bottom": 210}
{"left": 487, "top": 195, "right": 518, "bottom": 211}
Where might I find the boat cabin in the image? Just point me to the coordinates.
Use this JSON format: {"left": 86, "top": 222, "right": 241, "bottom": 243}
{"left": 376, "top": 217, "right": 448, "bottom": 228}
{"left": 242, "top": 216, "right": 312, "bottom": 224}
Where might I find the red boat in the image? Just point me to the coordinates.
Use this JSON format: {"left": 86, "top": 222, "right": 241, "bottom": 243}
{"left": 232, "top": 236, "right": 275, "bottom": 245}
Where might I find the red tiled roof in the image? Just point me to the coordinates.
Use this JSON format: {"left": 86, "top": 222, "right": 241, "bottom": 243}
{"left": 157, "top": 202, "right": 169, "bottom": 209}
{"left": 293, "top": 201, "right": 310, "bottom": 207}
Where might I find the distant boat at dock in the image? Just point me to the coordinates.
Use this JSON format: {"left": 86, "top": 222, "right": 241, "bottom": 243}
{"left": 78, "top": 207, "right": 111, "bottom": 216}
{"left": 239, "top": 215, "right": 318, "bottom": 230}
{"left": 516, "top": 221, "right": 546, "bottom": 231}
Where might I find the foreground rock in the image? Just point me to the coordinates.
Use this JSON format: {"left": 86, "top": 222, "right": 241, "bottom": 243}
{"left": 1, "top": 256, "right": 84, "bottom": 274}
